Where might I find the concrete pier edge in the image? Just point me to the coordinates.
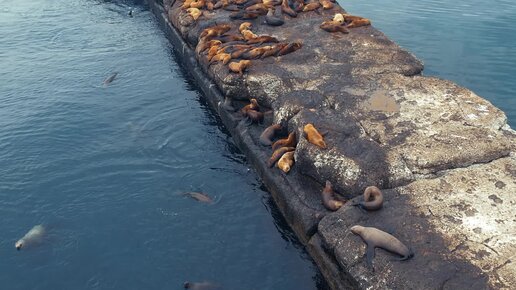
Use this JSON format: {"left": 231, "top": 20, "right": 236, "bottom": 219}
{"left": 146, "top": 1, "right": 516, "bottom": 289}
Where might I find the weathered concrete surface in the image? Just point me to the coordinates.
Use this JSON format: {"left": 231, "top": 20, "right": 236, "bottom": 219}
{"left": 314, "top": 156, "right": 516, "bottom": 289}
{"left": 148, "top": 0, "right": 516, "bottom": 289}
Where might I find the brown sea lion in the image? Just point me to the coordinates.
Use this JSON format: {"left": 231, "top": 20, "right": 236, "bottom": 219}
{"left": 267, "top": 146, "right": 295, "bottom": 167}
{"left": 239, "top": 22, "right": 253, "bottom": 32}
{"left": 186, "top": 8, "right": 202, "bottom": 20}
{"left": 205, "top": 0, "right": 214, "bottom": 10}
{"left": 245, "top": 109, "right": 264, "bottom": 124}
{"left": 259, "top": 123, "right": 282, "bottom": 146}
{"left": 271, "top": 132, "right": 296, "bottom": 151}
{"left": 321, "top": 181, "right": 344, "bottom": 211}
{"left": 344, "top": 14, "right": 371, "bottom": 28}
{"left": 182, "top": 192, "right": 213, "bottom": 203}
{"left": 228, "top": 60, "right": 251, "bottom": 75}
{"left": 261, "top": 43, "right": 287, "bottom": 58}
{"left": 303, "top": 123, "right": 327, "bottom": 148}
{"left": 246, "top": 36, "right": 279, "bottom": 45}
{"left": 206, "top": 45, "right": 222, "bottom": 61}
{"left": 241, "top": 29, "right": 258, "bottom": 41}
{"left": 245, "top": 3, "right": 270, "bottom": 13}
{"left": 277, "top": 151, "right": 295, "bottom": 173}
{"left": 302, "top": 2, "right": 320, "bottom": 12}
{"left": 278, "top": 41, "right": 302, "bottom": 55}
{"left": 189, "top": 0, "right": 205, "bottom": 9}
{"left": 352, "top": 186, "right": 384, "bottom": 211}
{"left": 196, "top": 39, "right": 221, "bottom": 55}
{"left": 281, "top": 0, "right": 297, "bottom": 17}
{"left": 350, "top": 225, "right": 414, "bottom": 271}
{"left": 182, "top": 0, "right": 194, "bottom": 9}
{"left": 241, "top": 98, "right": 259, "bottom": 114}
{"left": 200, "top": 24, "right": 231, "bottom": 39}
{"left": 320, "top": 20, "right": 349, "bottom": 34}
{"left": 209, "top": 52, "right": 231, "bottom": 65}
{"left": 319, "top": 0, "right": 334, "bottom": 9}
{"left": 214, "top": 34, "right": 245, "bottom": 42}
{"left": 231, "top": 48, "right": 252, "bottom": 59}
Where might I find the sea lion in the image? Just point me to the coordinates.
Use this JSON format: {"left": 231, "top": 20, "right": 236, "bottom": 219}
{"left": 303, "top": 123, "right": 327, "bottom": 148}
{"left": 228, "top": 60, "right": 251, "bottom": 75}
{"left": 189, "top": 0, "right": 205, "bottom": 9}
{"left": 319, "top": 0, "right": 333, "bottom": 9}
{"left": 223, "top": 4, "right": 240, "bottom": 11}
{"left": 291, "top": 0, "right": 304, "bottom": 12}
{"left": 230, "top": 11, "right": 260, "bottom": 20}
{"left": 281, "top": 0, "right": 297, "bottom": 17}
{"left": 302, "top": 2, "right": 320, "bottom": 12}
{"left": 344, "top": 14, "right": 371, "bottom": 28}
{"left": 245, "top": 3, "right": 270, "bottom": 13}
{"left": 200, "top": 24, "right": 231, "bottom": 40}
{"left": 267, "top": 146, "right": 295, "bottom": 167}
{"left": 333, "top": 13, "right": 344, "bottom": 24}
{"left": 271, "top": 132, "right": 296, "bottom": 151}
{"left": 196, "top": 39, "right": 221, "bottom": 55}
{"left": 241, "top": 98, "right": 259, "bottom": 114}
{"left": 186, "top": 8, "right": 202, "bottom": 20}
{"left": 259, "top": 123, "right": 282, "bottom": 146}
{"left": 184, "top": 281, "right": 221, "bottom": 290}
{"left": 265, "top": 8, "right": 284, "bottom": 26}
{"left": 205, "top": 0, "right": 214, "bottom": 10}
{"left": 244, "top": 109, "right": 264, "bottom": 124}
{"left": 278, "top": 41, "right": 302, "bottom": 55}
{"left": 261, "top": 43, "right": 286, "bottom": 58}
{"left": 241, "top": 29, "right": 258, "bottom": 41}
{"left": 350, "top": 225, "right": 414, "bottom": 271}
{"left": 320, "top": 20, "right": 349, "bottom": 34}
{"left": 277, "top": 151, "right": 295, "bottom": 173}
{"left": 209, "top": 52, "right": 231, "bottom": 65}
{"left": 321, "top": 181, "right": 344, "bottom": 211}
{"left": 182, "top": 192, "right": 213, "bottom": 203}
{"left": 246, "top": 36, "right": 279, "bottom": 45}
{"left": 231, "top": 48, "right": 252, "bottom": 59}
{"left": 103, "top": 72, "right": 118, "bottom": 86}
{"left": 182, "top": 0, "right": 194, "bottom": 9}
{"left": 352, "top": 186, "right": 384, "bottom": 211}
{"left": 15, "top": 224, "right": 46, "bottom": 250}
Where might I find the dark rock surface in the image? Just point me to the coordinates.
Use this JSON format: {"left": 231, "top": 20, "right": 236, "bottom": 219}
{"left": 147, "top": 0, "right": 516, "bottom": 288}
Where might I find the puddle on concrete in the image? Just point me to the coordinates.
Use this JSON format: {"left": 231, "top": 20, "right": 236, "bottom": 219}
{"left": 366, "top": 90, "right": 400, "bottom": 112}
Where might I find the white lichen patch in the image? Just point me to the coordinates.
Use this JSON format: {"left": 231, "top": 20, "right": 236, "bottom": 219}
{"left": 313, "top": 149, "right": 361, "bottom": 186}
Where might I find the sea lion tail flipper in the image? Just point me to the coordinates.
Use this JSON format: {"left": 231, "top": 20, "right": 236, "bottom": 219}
{"left": 365, "top": 244, "right": 375, "bottom": 272}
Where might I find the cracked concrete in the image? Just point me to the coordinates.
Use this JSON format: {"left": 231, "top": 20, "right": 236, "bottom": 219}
{"left": 149, "top": 0, "right": 516, "bottom": 289}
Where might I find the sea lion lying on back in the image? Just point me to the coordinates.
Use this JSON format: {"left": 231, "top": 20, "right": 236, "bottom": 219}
{"left": 351, "top": 225, "right": 414, "bottom": 271}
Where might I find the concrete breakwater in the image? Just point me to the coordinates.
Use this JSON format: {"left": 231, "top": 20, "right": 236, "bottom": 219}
{"left": 147, "top": 0, "right": 516, "bottom": 288}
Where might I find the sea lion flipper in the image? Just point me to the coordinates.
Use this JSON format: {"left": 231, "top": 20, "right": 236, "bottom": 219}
{"left": 365, "top": 244, "right": 375, "bottom": 272}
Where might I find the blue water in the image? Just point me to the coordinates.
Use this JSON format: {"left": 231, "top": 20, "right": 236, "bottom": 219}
{"left": 341, "top": 0, "right": 516, "bottom": 126}
{"left": 0, "top": 1, "right": 325, "bottom": 289}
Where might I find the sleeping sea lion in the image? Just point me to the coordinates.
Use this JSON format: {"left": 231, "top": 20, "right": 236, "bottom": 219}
{"left": 303, "top": 123, "right": 326, "bottom": 148}
{"left": 352, "top": 186, "right": 384, "bottom": 211}
{"left": 320, "top": 20, "right": 349, "bottom": 34}
{"left": 350, "top": 225, "right": 414, "bottom": 271}
{"left": 321, "top": 181, "right": 344, "bottom": 211}
{"left": 267, "top": 146, "right": 295, "bottom": 167}
{"left": 259, "top": 123, "right": 282, "bottom": 146}
{"left": 277, "top": 151, "right": 295, "bottom": 173}
{"left": 271, "top": 132, "right": 296, "bottom": 151}
{"left": 15, "top": 224, "right": 46, "bottom": 250}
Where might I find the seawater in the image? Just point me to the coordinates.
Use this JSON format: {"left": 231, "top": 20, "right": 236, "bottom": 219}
{"left": 0, "top": 1, "right": 325, "bottom": 289}
{"left": 341, "top": 0, "right": 516, "bottom": 126}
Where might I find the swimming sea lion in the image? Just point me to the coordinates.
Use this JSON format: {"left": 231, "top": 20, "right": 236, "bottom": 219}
{"left": 277, "top": 151, "right": 295, "bottom": 173}
{"left": 350, "top": 225, "right": 414, "bottom": 271}
{"left": 271, "top": 132, "right": 296, "bottom": 151}
{"left": 15, "top": 224, "right": 46, "bottom": 250}
{"left": 267, "top": 146, "right": 295, "bottom": 167}
{"left": 352, "top": 186, "right": 384, "bottom": 211}
{"left": 259, "top": 123, "right": 282, "bottom": 146}
{"left": 303, "top": 123, "right": 327, "bottom": 148}
{"left": 228, "top": 60, "right": 251, "bottom": 75}
{"left": 183, "top": 192, "right": 213, "bottom": 203}
{"left": 321, "top": 181, "right": 344, "bottom": 211}
{"left": 103, "top": 72, "right": 118, "bottom": 86}
{"left": 265, "top": 8, "right": 284, "bottom": 26}
{"left": 184, "top": 281, "right": 221, "bottom": 290}
{"left": 320, "top": 20, "right": 349, "bottom": 34}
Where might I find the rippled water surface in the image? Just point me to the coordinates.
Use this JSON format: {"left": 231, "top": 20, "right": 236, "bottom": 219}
{"left": 341, "top": 0, "right": 516, "bottom": 125}
{"left": 0, "top": 1, "right": 325, "bottom": 289}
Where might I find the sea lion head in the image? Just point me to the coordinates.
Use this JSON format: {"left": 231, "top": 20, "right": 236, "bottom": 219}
{"left": 325, "top": 180, "right": 332, "bottom": 189}
{"left": 15, "top": 239, "right": 24, "bottom": 250}
{"left": 183, "top": 281, "right": 191, "bottom": 288}
{"left": 350, "top": 225, "right": 364, "bottom": 235}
